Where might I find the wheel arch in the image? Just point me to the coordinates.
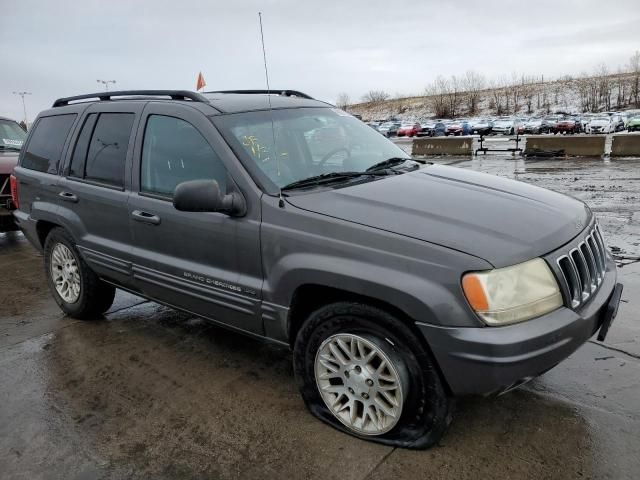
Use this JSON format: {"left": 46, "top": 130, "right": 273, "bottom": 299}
{"left": 36, "top": 219, "right": 62, "bottom": 248}
{"left": 286, "top": 283, "right": 438, "bottom": 368}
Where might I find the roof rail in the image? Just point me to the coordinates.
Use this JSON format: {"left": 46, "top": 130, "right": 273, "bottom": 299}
{"left": 206, "top": 89, "right": 314, "bottom": 100}
{"left": 52, "top": 90, "right": 208, "bottom": 107}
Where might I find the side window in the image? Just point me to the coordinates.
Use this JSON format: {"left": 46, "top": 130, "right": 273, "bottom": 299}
{"left": 84, "top": 113, "right": 135, "bottom": 187}
{"left": 69, "top": 113, "right": 97, "bottom": 177}
{"left": 141, "top": 115, "right": 227, "bottom": 197}
{"left": 21, "top": 114, "right": 77, "bottom": 174}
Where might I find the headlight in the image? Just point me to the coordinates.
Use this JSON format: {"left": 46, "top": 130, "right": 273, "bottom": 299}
{"left": 462, "top": 258, "right": 562, "bottom": 326}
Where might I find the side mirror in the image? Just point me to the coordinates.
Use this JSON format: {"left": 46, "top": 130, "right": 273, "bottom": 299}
{"left": 173, "top": 180, "right": 246, "bottom": 216}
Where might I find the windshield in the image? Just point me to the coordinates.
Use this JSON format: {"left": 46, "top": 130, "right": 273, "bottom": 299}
{"left": 0, "top": 120, "right": 27, "bottom": 150}
{"left": 214, "top": 108, "right": 410, "bottom": 191}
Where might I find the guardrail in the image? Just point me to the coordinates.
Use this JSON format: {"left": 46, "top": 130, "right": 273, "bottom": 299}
{"left": 412, "top": 137, "right": 473, "bottom": 156}
{"left": 611, "top": 134, "right": 640, "bottom": 157}
{"left": 524, "top": 135, "right": 605, "bottom": 157}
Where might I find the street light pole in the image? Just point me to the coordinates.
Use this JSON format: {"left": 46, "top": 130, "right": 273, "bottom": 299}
{"left": 12, "top": 91, "right": 32, "bottom": 126}
{"left": 96, "top": 79, "right": 116, "bottom": 91}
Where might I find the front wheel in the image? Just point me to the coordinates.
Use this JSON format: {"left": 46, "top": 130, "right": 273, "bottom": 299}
{"left": 44, "top": 227, "right": 115, "bottom": 319}
{"left": 293, "top": 302, "right": 452, "bottom": 449}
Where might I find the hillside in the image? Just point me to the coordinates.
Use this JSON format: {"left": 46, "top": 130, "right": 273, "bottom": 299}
{"left": 348, "top": 71, "right": 640, "bottom": 121}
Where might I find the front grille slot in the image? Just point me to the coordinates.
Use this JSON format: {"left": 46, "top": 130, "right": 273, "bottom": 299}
{"left": 556, "top": 224, "right": 607, "bottom": 309}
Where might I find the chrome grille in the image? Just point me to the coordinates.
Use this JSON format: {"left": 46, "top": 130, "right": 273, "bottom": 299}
{"left": 556, "top": 224, "right": 607, "bottom": 309}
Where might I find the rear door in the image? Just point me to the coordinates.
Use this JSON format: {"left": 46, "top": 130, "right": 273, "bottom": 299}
{"left": 57, "top": 103, "right": 143, "bottom": 286}
{"left": 14, "top": 113, "right": 79, "bottom": 221}
{"left": 127, "top": 102, "right": 263, "bottom": 334}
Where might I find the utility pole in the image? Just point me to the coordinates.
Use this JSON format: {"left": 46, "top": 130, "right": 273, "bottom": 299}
{"left": 12, "top": 91, "right": 32, "bottom": 126}
{"left": 96, "top": 79, "right": 116, "bottom": 91}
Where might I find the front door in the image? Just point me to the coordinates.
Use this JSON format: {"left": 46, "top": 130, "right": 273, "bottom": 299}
{"left": 127, "top": 103, "right": 263, "bottom": 334}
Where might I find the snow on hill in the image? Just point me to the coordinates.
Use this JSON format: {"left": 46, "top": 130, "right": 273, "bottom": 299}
{"left": 348, "top": 72, "right": 640, "bottom": 121}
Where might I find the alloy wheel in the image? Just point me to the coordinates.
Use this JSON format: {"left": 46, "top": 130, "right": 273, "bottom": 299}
{"left": 314, "top": 333, "right": 405, "bottom": 435}
{"left": 50, "top": 243, "right": 81, "bottom": 303}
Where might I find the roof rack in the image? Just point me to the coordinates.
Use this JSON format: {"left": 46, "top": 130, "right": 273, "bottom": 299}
{"left": 52, "top": 90, "right": 208, "bottom": 108}
{"left": 206, "top": 89, "right": 314, "bottom": 100}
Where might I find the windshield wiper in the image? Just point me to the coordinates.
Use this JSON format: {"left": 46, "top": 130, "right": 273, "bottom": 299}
{"left": 365, "top": 157, "right": 421, "bottom": 172}
{"left": 281, "top": 171, "right": 388, "bottom": 192}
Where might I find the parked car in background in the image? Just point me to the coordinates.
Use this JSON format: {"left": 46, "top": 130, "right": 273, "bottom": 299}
{"left": 627, "top": 115, "right": 640, "bottom": 132}
{"left": 523, "top": 119, "right": 543, "bottom": 134}
{"left": 397, "top": 122, "right": 422, "bottom": 137}
{"left": 431, "top": 122, "right": 447, "bottom": 137}
{"left": 580, "top": 114, "right": 596, "bottom": 132}
{"left": 540, "top": 116, "right": 561, "bottom": 134}
{"left": 491, "top": 119, "right": 517, "bottom": 135}
{"left": 446, "top": 121, "right": 464, "bottom": 136}
{"left": 555, "top": 118, "right": 580, "bottom": 134}
{"left": 586, "top": 116, "right": 614, "bottom": 134}
{"left": 0, "top": 116, "right": 27, "bottom": 232}
{"left": 418, "top": 121, "right": 436, "bottom": 137}
{"left": 471, "top": 119, "right": 493, "bottom": 135}
{"left": 378, "top": 122, "right": 400, "bottom": 137}
{"left": 610, "top": 114, "right": 625, "bottom": 132}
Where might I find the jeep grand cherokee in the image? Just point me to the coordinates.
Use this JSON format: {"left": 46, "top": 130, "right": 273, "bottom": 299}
{"left": 11, "top": 90, "right": 623, "bottom": 448}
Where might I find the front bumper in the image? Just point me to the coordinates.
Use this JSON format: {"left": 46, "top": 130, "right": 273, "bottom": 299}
{"left": 417, "top": 257, "right": 620, "bottom": 396}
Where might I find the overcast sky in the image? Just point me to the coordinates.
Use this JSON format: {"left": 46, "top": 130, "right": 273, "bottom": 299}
{"left": 2, "top": 0, "right": 639, "bottom": 122}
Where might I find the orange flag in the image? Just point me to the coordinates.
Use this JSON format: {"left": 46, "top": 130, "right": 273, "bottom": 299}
{"left": 196, "top": 72, "right": 206, "bottom": 91}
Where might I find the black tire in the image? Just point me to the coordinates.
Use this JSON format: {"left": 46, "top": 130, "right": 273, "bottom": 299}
{"left": 43, "top": 227, "right": 115, "bottom": 319}
{"left": 293, "top": 302, "right": 452, "bottom": 449}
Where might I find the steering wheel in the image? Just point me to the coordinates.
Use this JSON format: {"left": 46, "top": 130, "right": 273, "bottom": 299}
{"left": 317, "top": 148, "right": 351, "bottom": 169}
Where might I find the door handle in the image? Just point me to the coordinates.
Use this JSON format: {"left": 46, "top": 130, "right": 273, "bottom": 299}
{"left": 131, "top": 210, "right": 161, "bottom": 225}
{"left": 58, "top": 191, "right": 78, "bottom": 203}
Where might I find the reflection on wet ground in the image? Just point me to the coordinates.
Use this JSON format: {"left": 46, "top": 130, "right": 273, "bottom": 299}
{"left": 1, "top": 152, "right": 639, "bottom": 479}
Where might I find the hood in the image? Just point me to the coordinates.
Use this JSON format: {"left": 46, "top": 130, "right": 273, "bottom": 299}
{"left": 0, "top": 150, "right": 19, "bottom": 175}
{"left": 285, "top": 165, "right": 591, "bottom": 268}
{"left": 589, "top": 120, "right": 610, "bottom": 126}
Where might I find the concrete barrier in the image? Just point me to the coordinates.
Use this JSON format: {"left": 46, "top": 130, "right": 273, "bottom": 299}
{"left": 412, "top": 137, "right": 473, "bottom": 156}
{"left": 524, "top": 135, "right": 605, "bottom": 157}
{"left": 611, "top": 134, "right": 640, "bottom": 157}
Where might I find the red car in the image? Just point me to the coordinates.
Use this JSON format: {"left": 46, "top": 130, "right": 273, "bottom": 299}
{"left": 445, "top": 122, "right": 463, "bottom": 136}
{"left": 554, "top": 119, "right": 580, "bottom": 134}
{"left": 397, "top": 122, "right": 421, "bottom": 137}
{"left": 0, "top": 117, "right": 27, "bottom": 232}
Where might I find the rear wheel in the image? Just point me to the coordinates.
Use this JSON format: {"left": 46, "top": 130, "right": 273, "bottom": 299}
{"left": 293, "top": 302, "right": 452, "bottom": 449}
{"left": 44, "top": 227, "right": 115, "bottom": 319}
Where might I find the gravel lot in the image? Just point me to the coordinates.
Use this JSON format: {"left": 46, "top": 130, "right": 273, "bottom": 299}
{"left": 1, "top": 150, "right": 639, "bottom": 480}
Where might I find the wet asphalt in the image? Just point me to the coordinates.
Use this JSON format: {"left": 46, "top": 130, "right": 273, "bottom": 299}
{"left": 1, "top": 147, "right": 639, "bottom": 479}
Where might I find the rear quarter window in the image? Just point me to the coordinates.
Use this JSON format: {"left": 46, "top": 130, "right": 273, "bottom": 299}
{"left": 21, "top": 114, "right": 77, "bottom": 174}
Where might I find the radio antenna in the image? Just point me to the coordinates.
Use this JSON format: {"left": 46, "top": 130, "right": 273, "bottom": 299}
{"left": 259, "top": 12, "right": 283, "bottom": 203}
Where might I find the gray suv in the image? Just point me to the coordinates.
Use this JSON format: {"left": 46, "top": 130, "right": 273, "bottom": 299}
{"left": 11, "top": 90, "right": 623, "bottom": 449}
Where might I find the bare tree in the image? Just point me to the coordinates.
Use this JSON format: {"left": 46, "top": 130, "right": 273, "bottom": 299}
{"left": 630, "top": 50, "right": 640, "bottom": 108}
{"left": 615, "top": 68, "right": 629, "bottom": 108}
{"left": 463, "top": 70, "right": 485, "bottom": 114}
{"left": 361, "top": 90, "right": 390, "bottom": 103}
{"left": 508, "top": 72, "right": 524, "bottom": 114}
{"left": 574, "top": 72, "right": 592, "bottom": 112}
{"left": 425, "top": 76, "right": 450, "bottom": 117}
{"left": 488, "top": 78, "right": 504, "bottom": 115}
{"left": 520, "top": 76, "right": 538, "bottom": 114}
{"left": 336, "top": 92, "right": 350, "bottom": 110}
{"left": 445, "top": 75, "right": 462, "bottom": 118}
